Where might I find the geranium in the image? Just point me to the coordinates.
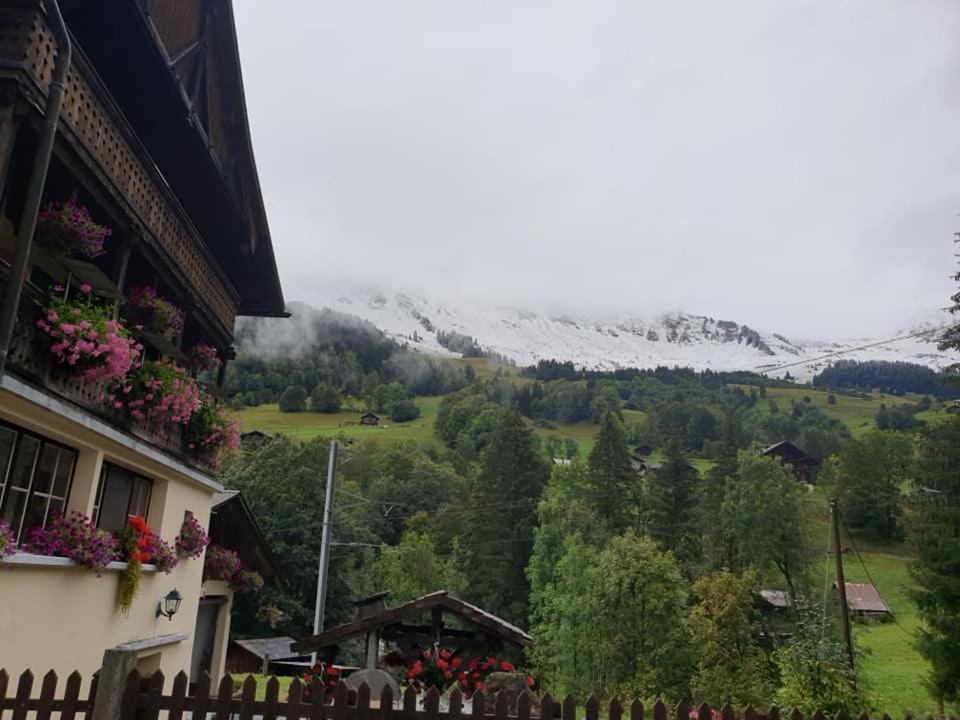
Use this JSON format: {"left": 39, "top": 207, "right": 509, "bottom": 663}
{"left": 114, "top": 515, "right": 154, "bottom": 614}
{"left": 174, "top": 514, "right": 209, "bottom": 559}
{"left": 185, "top": 393, "right": 241, "bottom": 468}
{"left": 124, "top": 286, "right": 185, "bottom": 340}
{"left": 302, "top": 663, "right": 340, "bottom": 703}
{"left": 116, "top": 360, "right": 201, "bottom": 423}
{"left": 0, "top": 519, "right": 16, "bottom": 560}
{"left": 35, "top": 199, "right": 110, "bottom": 257}
{"left": 37, "top": 286, "right": 141, "bottom": 383}
{"left": 404, "top": 650, "right": 526, "bottom": 696}
{"left": 188, "top": 343, "right": 221, "bottom": 373}
{"left": 27, "top": 511, "right": 118, "bottom": 574}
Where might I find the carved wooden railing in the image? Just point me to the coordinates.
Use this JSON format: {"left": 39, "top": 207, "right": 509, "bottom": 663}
{"left": 0, "top": 2, "right": 240, "bottom": 336}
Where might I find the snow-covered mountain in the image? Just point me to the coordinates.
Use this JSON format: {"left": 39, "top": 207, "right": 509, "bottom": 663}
{"left": 274, "top": 292, "right": 958, "bottom": 381}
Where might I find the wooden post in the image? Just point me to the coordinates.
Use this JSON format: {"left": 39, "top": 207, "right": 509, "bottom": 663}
{"left": 91, "top": 648, "right": 139, "bottom": 720}
{"left": 831, "top": 498, "right": 857, "bottom": 686}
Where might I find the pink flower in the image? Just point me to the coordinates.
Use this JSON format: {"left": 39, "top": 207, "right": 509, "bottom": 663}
{"left": 79, "top": 283, "right": 92, "bottom": 293}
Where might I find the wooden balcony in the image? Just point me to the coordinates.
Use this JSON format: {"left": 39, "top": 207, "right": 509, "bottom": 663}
{"left": 0, "top": 1, "right": 240, "bottom": 338}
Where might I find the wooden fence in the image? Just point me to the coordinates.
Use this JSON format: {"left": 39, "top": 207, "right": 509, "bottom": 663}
{"left": 0, "top": 670, "right": 912, "bottom": 720}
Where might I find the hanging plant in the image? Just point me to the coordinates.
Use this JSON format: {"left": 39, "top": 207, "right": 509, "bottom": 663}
{"left": 35, "top": 199, "right": 110, "bottom": 257}
{"left": 124, "top": 286, "right": 185, "bottom": 341}
{"left": 256, "top": 603, "right": 286, "bottom": 629}
{"left": 37, "top": 284, "right": 142, "bottom": 384}
{"left": 184, "top": 393, "right": 241, "bottom": 468}
{"left": 174, "top": 514, "right": 209, "bottom": 559}
{"left": 187, "top": 343, "right": 221, "bottom": 373}
{"left": 114, "top": 360, "right": 201, "bottom": 423}
{"left": 114, "top": 516, "right": 154, "bottom": 615}
{"left": 203, "top": 544, "right": 263, "bottom": 594}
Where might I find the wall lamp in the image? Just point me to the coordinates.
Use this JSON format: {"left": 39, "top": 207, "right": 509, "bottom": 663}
{"left": 156, "top": 588, "right": 183, "bottom": 621}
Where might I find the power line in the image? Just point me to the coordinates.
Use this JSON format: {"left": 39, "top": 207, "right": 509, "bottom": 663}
{"left": 754, "top": 328, "right": 940, "bottom": 376}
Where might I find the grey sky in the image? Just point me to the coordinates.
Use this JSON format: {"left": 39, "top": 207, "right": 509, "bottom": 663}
{"left": 233, "top": 1, "right": 960, "bottom": 338}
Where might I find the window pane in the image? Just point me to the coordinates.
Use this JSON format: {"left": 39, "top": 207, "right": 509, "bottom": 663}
{"left": 8, "top": 436, "right": 40, "bottom": 490}
{"left": 0, "top": 425, "right": 16, "bottom": 493}
{"left": 0, "top": 488, "right": 28, "bottom": 542}
{"left": 20, "top": 492, "right": 49, "bottom": 542}
{"left": 32, "top": 444, "right": 59, "bottom": 495}
{"left": 91, "top": 465, "right": 108, "bottom": 526}
{"left": 51, "top": 447, "right": 75, "bottom": 498}
{"left": 129, "top": 477, "right": 152, "bottom": 519}
{"left": 98, "top": 467, "right": 133, "bottom": 532}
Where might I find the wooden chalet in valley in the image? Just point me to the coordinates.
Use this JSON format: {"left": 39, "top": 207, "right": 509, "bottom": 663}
{"left": 761, "top": 441, "right": 821, "bottom": 483}
{"left": 833, "top": 582, "right": 892, "bottom": 619}
{"left": 0, "top": 0, "right": 283, "bottom": 685}
{"left": 360, "top": 412, "right": 380, "bottom": 426}
{"left": 291, "top": 591, "right": 533, "bottom": 670}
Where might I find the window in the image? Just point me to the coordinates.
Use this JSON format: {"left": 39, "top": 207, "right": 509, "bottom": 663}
{"left": 92, "top": 463, "right": 152, "bottom": 531}
{"left": 0, "top": 422, "right": 77, "bottom": 545}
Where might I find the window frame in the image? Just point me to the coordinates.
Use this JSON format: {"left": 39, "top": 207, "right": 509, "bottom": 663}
{"left": 92, "top": 461, "right": 154, "bottom": 531}
{"left": 0, "top": 420, "right": 77, "bottom": 546}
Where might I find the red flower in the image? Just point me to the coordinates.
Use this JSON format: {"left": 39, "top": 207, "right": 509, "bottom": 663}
{"left": 131, "top": 550, "right": 143, "bottom": 563}
{"left": 443, "top": 671, "right": 453, "bottom": 680}
{"left": 128, "top": 516, "right": 148, "bottom": 533}
{"left": 527, "top": 677, "right": 536, "bottom": 687}
{"left": 440, "top": 649, "right": 451, "bottom": 659}
{"left": 468, "top": 658, "right": 479, "bottom": 670}
{"left": 475, "top": 682, "right": 485, "bottom": 691}
{"left": 436, "top": 659, "right": 449, "bottom": 671}
{"left": 451, "top": 658, "right": 462, "bottom": 668}
{"left": 327, "top": 666, "right": 339, "bottom": 677}
{"left": 422, "top": 649, "right": 432, "bottom": 659}
{"left": 458, "top": 672, "right": 468, "bottom": 683}
{"left": 500, "top": 661, "right": 515, "bottom": 672}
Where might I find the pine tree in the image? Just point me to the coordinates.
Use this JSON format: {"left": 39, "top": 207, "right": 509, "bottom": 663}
{"left": 587, "top": 411, "right": 638, "bottom": 533}
{"left": 647, "top": 432, "right": 700, "bottom": 566}
{"left": 466, "top": 411, "right": 550, "bottom": 624}
{"left": 910, "top": 415, "right": 960, "bottom": 713}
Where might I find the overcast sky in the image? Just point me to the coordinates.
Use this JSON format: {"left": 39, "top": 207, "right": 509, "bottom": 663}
{"left": 233, "top": 1, "right": 960, "bottom": 338}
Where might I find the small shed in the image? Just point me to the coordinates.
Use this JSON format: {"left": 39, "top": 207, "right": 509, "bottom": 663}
{"left": 240, "top": 430, "right": 272, "bottom": 447}
{"left": 758, "top": 590, "right": 793, "bottom": 611}
{"left": 226, "top": 636, "right": 311, "bottom": 675}
{"left": 833, "top": 582, "right": 892, "bottom": 618}
{"left": 360, "top": 412, "right": 380, "bottom": 426}
{"left": 291, "top": 590, "right": 532, "bottom": 669}
{"left": 761, "top": 441, "right": 821, "bottom": 483}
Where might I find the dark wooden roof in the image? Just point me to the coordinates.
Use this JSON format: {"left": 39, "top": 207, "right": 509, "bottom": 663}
{"left": 833, "top": 582, "right": 891, "bottom": 614}
{"left": 210, "top": 490, "right": 282, "bottom": 580}
{"left": 291, "top": 591, "right": 533, "bottom": 654}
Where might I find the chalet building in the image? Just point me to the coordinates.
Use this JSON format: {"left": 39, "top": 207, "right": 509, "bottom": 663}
{"left": 761, "top": 441, "right": 821, "bottom": 483}
{"left": 0, "top": 0, "right": 283, "bottom": 685}
{"left": 833, "top": 582, "right": 892, "bottom": 619}
{"left": 360, "top": 412, "right": 380, "bottom": 426}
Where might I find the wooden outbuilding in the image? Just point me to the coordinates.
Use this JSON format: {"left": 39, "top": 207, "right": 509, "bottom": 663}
{"left": 761, "top": 441, "right": 821, "bottom": 483}
{"left": 833, "top": 582, "right": 892, "bottom": 618}
{"left": 226, "top": 637, "right": 311, "bottom": 675}
{"left": 360, "top": 412, "right": 381, "bottom": 426}
{"left": 291, "top": 590, "right": 533, "bottom": 669}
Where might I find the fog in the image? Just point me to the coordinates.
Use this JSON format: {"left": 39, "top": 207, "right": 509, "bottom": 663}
{"left": 233, "top": 1, "right": 960, "bottom": 338}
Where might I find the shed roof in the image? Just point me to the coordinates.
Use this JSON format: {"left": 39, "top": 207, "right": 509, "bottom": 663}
{"left": 759, "top": 590, "right": 793, "bottom": 609}
{"left": 232, "top": 636, "right": 305, "bottom": 662}
{"left": 292, "top": 590, "right": 532, "bottom": 654}
{"left": 833, "top": 582, "right": 891, "bottom": 614}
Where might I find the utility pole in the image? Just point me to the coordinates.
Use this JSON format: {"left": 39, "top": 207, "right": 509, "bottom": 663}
{"left": 311, "top": 439, "right": 338, "bottom": 665}
{"left": 831, "top": 498, "right": 857, "bottom": 687}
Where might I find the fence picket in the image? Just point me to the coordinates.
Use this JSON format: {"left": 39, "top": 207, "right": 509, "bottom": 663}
{"left": 11, "top": 669, "right": 34, "bottom": 720}
{"left": 562, "top": 695, "right": 577, "bottom": 720}
{"left": 631, "top": 699, "right": 644, "bottom": 720}
{"left": 59, "top": 671, "right": 82, "bottom": 720}
{"left": 813, "top": 711, "right": 826, "bottom": 720}
{"left": 608, "top": 699, "right": 623, "bottom": 720}
{"left": 720, "top": 703, "right": 734, "bottom": 720}
{"left": 697, "top": 703, "right": 711, "bottom": 720}
{"left": 494, "top": 690, "right": 510, "bottom": 720}
{"left": 744, "top": 704, "right": 756, "bottom": 720}
{"left": 263, "top": 675, "right": 280, "bottom": 720}
{"left": 425, "top": 687, "right": 441, "bottom": 720}
{"left": 143, "top": 671, "right": 164, "bottom": 720}
{"left": 517, "top": 690, "right": 531, "bottom": 720}
{"left": 0, "top": 670, "right": 8, "bottom": 704}
{"left": 356, "top": 682, "right": 372, "bottom": 720}
{"left": 403, "top": 686, "right": 418, "bottom": 720}
{"left": 471, "top": 690, "right": 486, "bottom": 720}
{"left": 168, "top": 671, "right": 189, "bottom": 720}
{"left": 675, "top": 701, "right": 690, "bottom": 720}
{"left": 586, "top": 696, "right": 600, "bottom": 720}
{"left": 213, "top": 673, "right": 234, "bottom": 720}
{"left": 380, "top": 685, "right": 395, "bottom": 720}
{"left": 239, "top": 675, "right": 258, "bottom": 720}
{"left": 333, "top": 682, "right": 349, "bottom": 720}
{"left": 837, "top": 712, "right": 851, "bottom": 720}
{"left": 653, "top": 700, "right": 667, "bottom": 720}
{"left": 34, "top": 670, "right": 57, "bottom": 720}
{"left": 540, "top": 693, "right": 555, "bottom": 720}
{"left": 768, "top": 707, "right": 780, "bottom": 720}
{"left": 192, "top": 672, "right": 212, "bottom": 720}
{"left": 286, "top": 678, "right": 304, "bottom": 720}
{"left": 119, "top": 670, "right": 142, "bottom": 720}
{"left": 857, "top": 713, "right": 869, "bottom": 720}
{"left": 789, "top": 709, "right": 804, "bottom": 720}
{"left": 308, "top": 678, "right": 324, "bottom": 720}
{"left": 449, "top": 688, "right": 462, "bottom": 719}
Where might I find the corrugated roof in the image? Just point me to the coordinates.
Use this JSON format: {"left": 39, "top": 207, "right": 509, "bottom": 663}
{"left": 759, "top": 590, "right": 793, "bottom": 609}
{"left": 834, "top": 582, "right": 891, "bottom": 614}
